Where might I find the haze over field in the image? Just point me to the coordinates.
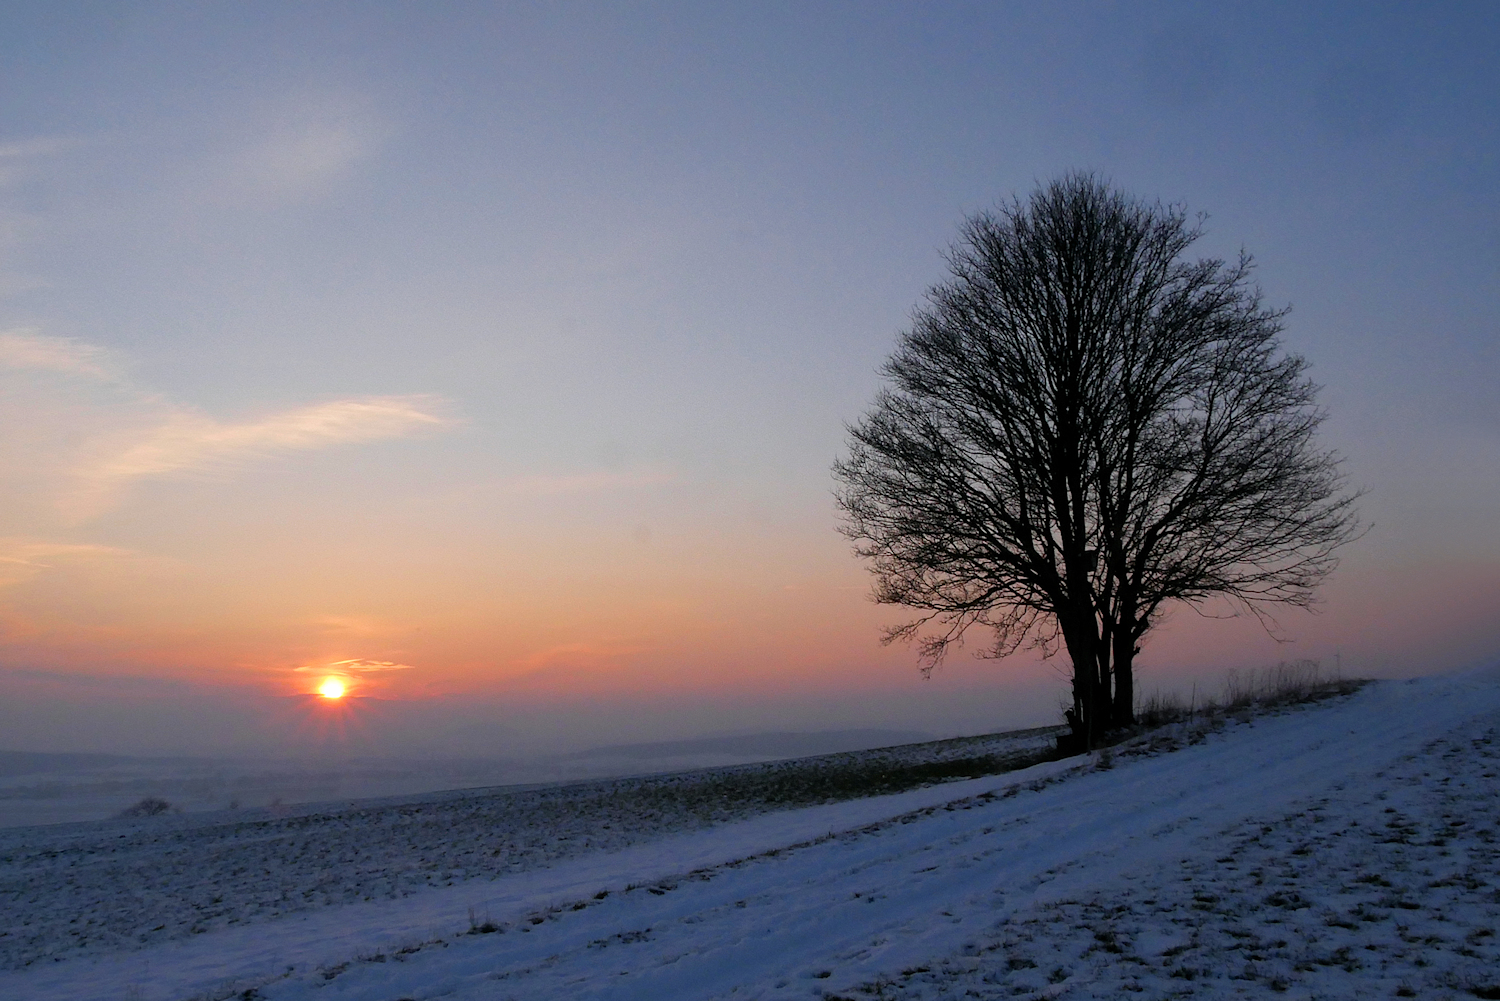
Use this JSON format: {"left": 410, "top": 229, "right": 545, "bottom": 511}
{"left": 1, "top": 3, "right": 1497, "bottom": 760}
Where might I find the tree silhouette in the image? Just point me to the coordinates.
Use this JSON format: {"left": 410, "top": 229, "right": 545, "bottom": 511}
{"left": 835, "top": 175, "right": 1359, "bottom": 749}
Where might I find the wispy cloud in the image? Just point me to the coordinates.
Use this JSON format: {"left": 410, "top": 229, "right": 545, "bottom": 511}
{"left": 0, "top": 136, "right": 85, "bottom": 186}
{"left": 219, "top": 91, "right": 390, "bottom": 203}
{"left": 515, "top": 641, "right": 646, "bottom": 675}
{"left": 61, "top": 396, "right": 447, "bottom": 519}
{"left": 0, "top": 330, "right": 116, "bottom": 379}
{"left": 0, "top": 540, "right": 134, "bottom": 589}
{"left": 0, "top": 140, "right": 86, "bottom": 297}
{"left": 0, "top": 136, "right": 84, "bottom": 160}
{"left": 0, "top": 330, "right": 451, "bottom": 522}
{"left": 312, "top": 615, "right": 388, "bottom": 636}
{"left": 295, "top": 658, "right": 416, "bottom": 674}
{"left": 93, "top": 397, "right": 446, "bottom": 481}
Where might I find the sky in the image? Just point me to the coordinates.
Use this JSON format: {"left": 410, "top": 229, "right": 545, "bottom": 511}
{"left": 0, "top": 1, "right": 1496, "bottom": 758}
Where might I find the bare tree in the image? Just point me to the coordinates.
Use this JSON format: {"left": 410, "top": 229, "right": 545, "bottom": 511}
{"left": 834, "top": 175, "right": 1359, "bottom": 749}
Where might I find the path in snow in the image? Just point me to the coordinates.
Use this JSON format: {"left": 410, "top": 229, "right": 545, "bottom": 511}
{"left": 4, "top": 672, "right": 1498, "bottom": 1001}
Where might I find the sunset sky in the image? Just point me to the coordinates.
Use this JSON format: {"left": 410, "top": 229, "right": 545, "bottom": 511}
{"left": 1, "top": 2, "right": 1496, "bottom": 757}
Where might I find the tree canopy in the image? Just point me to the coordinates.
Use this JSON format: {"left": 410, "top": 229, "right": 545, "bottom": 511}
{"left": 835, "top": 175, "right": 1359, "bottom": 747}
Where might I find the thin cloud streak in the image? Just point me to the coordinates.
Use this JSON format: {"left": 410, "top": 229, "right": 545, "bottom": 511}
{"left": 0, "top": 135, "right": 85, "bottom": 185}
{"left": 0, "top": 136, "right": 84, "bottom": 160}
{"left": 2, "top": 330, "right": 452, "bottom": 524}
{"left": 0, "top": 330, "right": 116, "bottom": 379}
{"left": 92, "top": 397, "right": 446, "bottom": 482}
{"left": 0, "top": 540, "right": 135, "bottom": 589}
{"left": 295, "top": 659, "right": 417, "bottom": 674}
{"left": 215, "top": 90, "right": 390, "bottom": 204}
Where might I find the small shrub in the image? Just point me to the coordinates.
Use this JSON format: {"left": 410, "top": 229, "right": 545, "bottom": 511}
{"left": 118, "top": 797, "right": 174, "bottom": 818}
{"left": 466, "top": 906, "right": 501, "bottom": 934}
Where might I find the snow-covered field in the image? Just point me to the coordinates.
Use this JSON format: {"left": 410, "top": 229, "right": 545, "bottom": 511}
{"left": 0, "top": 728, "right": 939, "bottom": 829}
{"left": 3, "top": 671, "right": 1498, "bottom": 1000}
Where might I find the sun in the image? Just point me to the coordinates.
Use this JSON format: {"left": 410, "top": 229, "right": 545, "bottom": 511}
{"left": 318, "top": 677, "right": 347, "bottom": 700}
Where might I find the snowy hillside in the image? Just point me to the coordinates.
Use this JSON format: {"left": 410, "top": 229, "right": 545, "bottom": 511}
{"left": 3, "top": 672, "right": 1499, "bottom": 1000}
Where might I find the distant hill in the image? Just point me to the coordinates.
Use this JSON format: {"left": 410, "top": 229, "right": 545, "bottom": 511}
{"left": 566, "top": 729, "right": 933, "bottom": 762}
{"left": 0, "top": 729, "right": 941, "bottom": 828}
{"left": 0, "top": 750, "right": 143, "bottom": 778}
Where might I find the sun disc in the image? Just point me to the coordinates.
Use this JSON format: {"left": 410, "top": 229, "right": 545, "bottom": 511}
{"left": 318, "top": 678, "right": 346, "bottom": 699}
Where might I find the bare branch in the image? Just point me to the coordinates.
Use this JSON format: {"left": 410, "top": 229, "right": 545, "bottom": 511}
{"left": 833, "top": 174, "right": 1360, "bottom": 738}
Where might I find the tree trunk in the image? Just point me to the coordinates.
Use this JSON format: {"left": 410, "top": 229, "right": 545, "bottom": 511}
{"left": 1060, "top": 610, "right": 1107, "bottom": 750}
{"left": 1091, "top": 650, "right": 1113, "bottom": 746}
{"left": 1112, "top": 627, "right": 1136, "bottom": 726}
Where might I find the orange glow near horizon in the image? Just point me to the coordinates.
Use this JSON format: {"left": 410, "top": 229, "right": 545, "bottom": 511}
{"left": 318, "top": 677, "right": 347, "bottom": 699}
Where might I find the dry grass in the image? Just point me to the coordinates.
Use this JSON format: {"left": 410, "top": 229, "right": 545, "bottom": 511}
{"left": 1136, "top": 690, "right": 1192, "bottom": 728}
{"left": 1222, "top": 659, "right": 1357, "bottom": 707}
{"left": 1135, "top": 660, "right": 1367, "bottom": 731}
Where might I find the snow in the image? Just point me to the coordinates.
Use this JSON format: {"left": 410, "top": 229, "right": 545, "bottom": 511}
{"left": 0, "top": 729, "right": 944, "bottom": 830}
{"left": 3, "top": 671, "right": 1499, "bottom": 1001}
